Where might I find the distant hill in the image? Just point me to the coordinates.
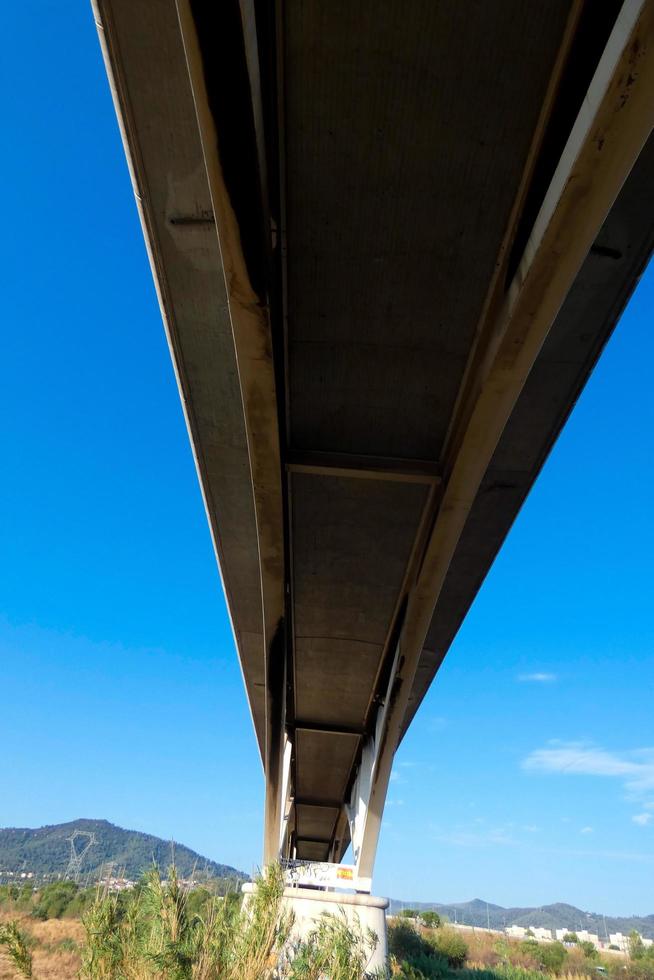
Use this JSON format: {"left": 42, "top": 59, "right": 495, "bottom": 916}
{"left": 388, "top": 897, "right": 654, "bottom": 940}
{"left": 0, "top": 819, "right": 247, "bottom": 883}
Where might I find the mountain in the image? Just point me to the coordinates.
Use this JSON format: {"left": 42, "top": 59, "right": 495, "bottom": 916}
{"left": 388, "top": 897, "right": 654, "bottom": 940}
{"left": 0, "top": 819, "right": 247, "bottom": 883}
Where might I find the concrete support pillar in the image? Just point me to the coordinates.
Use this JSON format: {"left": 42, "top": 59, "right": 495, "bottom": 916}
{"left": 242, "top": 882, "right": 389, "bottom": 973}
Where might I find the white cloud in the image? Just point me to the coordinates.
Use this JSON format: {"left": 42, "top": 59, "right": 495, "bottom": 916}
{"left": 580, "top": 826, "right": 594, "bottom": 834}
{"left": 632, "top": 813, "right": 652, "bottom": 826}
{"left": 518, "top": 672, "right": 557, "bottom": 683}
{"left": 522, "top": 742, "right": 654, "bottom": 794}
{"left": 433, "top": 826, "right": 515, "bottom": 848}
{"left": 387, "top": 799, "right": 405, "bottom": 808}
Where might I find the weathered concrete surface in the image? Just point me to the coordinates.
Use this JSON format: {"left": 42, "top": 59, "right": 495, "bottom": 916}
{"left": 242, "top": 882, "right": 389, "bottom": 973}
{"left": 95, "top": 0, "right": 654, "bottom": 869}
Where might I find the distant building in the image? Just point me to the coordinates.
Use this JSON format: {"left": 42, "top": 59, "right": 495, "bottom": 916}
{"left": 506, "top": 926, "right": 552, "bottom": 942}
{"left": 608, "top": 932, "right": 653, "bottom": 953}
{"left": 554, "top": 929, "right": 602, "bottom": 949}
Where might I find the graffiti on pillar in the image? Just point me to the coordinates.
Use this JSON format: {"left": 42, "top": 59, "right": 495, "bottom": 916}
{"left": 281, "top": 859, "right": 370, "bottom": 892}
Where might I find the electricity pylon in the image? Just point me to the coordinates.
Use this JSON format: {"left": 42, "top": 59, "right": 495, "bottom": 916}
{"left": 64, "top": 831, "right": 97, "bottom": 882}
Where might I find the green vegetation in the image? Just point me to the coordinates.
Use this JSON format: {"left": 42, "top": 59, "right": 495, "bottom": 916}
{"left": 0, "top": 919, "right": 33, "bottom": 977}
{"left": 3, "top": 868, "right": 654, "bottom": 980}
{"left": 0, "top": 880, "right": 98, "bottom": 920}
{"left": 32, "top": 881, "right": 95, "bottom": 920}
{"left": 386, "top": 917, "right": 654, "bottom": 980}
{"left": 387, "top": 920, "right": 471, "bottom": 976}
{"left": 625, "top": 929, "right": 654, "bottom": 980}
{"left": 579, "top": 941, "right": 598, "bottom": 960}
{"left": 430, "top": 929, "right": 469, "bottom": 969}
{"left": 0, "top": 820, "right": 245, "bottom": 882}
{"left": 78, "top": 864, "right": 382, "bottom": 979}
{"left": 388, "top": 902, "right": 653, "bottom": 941}
{"left": 420, "top": 913, "right": 442, "bottom": 930}
{"left": 388, "top": 920, "right": 449, "bottom": 978}
{"left": 518, "top": 937, "right": 570, "bottom": 973}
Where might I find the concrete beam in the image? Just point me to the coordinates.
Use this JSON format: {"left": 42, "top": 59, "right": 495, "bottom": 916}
{"left": 353, "top": 0, "right": 654, "bottom": 880}
{"left": 287, "top": 451, "right": 441, "bottom": 485}
{"left": 294, "top": 722, "right": 366, "bottom": 738}
{"left": 175, "top": 0, "right": 287, "bottom": 866}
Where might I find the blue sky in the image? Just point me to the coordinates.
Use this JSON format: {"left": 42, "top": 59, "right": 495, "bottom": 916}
{"left": 1, "top": 3, "right": 652, "bottom": 916}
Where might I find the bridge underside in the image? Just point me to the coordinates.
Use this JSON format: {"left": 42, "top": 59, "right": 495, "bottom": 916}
{"left": 95, "top": 0, "right": 654, "bottom": 879}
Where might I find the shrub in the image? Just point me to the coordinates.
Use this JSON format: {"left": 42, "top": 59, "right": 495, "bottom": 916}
{"left": 185, "top": 885, "right": 213, "bottom": 920}
{"left": 534, "top": 941, "right": 568, "bottom": 974}
{"left": 580, "top": 940, "right": 599, "bottom": 959}
{"left": 389, "top": 922, "right": 435, "bottom": 962}
{"left": 467, "top": 967, "right": 550, "bottom": 980}
{"left": 31, "top": 881, "right": 79, "bottom": 919}
{"left": 630, "top": 932, "right": 647, "bottom": 961}
{"left": 395, "top": 952, "right": 449, "bottom": 979}
{"left": 0, "top": 885, "right": 19, "bottom": 905}
{"left": 429, "top": 927, "right": 469, "bottom": 968}
{"left": 623, "top": 962, "right": 654, "bottom": 980}
{"left": 420, "top": 912, "right": 442, "bottom": 929}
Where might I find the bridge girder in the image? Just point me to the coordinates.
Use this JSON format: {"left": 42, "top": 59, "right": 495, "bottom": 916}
{"left": 94, "top": 0, "right": 654, "bottom": 884}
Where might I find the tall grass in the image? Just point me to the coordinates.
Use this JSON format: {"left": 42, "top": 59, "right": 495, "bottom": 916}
{"left": 79, "top": 863, "right": 380, "bottom": 979}
{"left": 0, "top": 920, "right": 33, "bottom": 978}
{"left": 286, "top": 908, "right": 379, "bottom": 979}
{"left": 80, "top": 864, "right": 284, "bottom": 979}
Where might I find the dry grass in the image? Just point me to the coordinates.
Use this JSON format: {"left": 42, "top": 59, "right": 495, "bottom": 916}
{"left": 458, "top": 928, "right": 613, "bottom": 978}
{"left": 463, "top": 929, "right": 543, "bottom": 969}
{"left": 0, "top": 913, "right": 81, "bottom": 980}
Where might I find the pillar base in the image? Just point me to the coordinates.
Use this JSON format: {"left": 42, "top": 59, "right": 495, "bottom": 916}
{"left": 242, "top": 882, "right": 388, "bottom": 972}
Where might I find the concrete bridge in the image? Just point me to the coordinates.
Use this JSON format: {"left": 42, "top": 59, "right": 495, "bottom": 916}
{"left": 94, "top": 0, "right": 654, "bottom": 919}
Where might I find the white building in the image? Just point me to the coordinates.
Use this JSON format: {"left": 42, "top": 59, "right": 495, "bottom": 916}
{"left": 609, "top": 932, "right": 653, "bottom": 952}
{"left": 554, "top": 928, "right": 601, "bottom": 948}
{"left": 506, "top": 926, "right": 553, "bottom": 942}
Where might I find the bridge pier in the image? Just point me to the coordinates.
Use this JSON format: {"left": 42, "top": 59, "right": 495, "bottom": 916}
{"left": 242, "top": 882, "right": 389, "bottom": 973}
